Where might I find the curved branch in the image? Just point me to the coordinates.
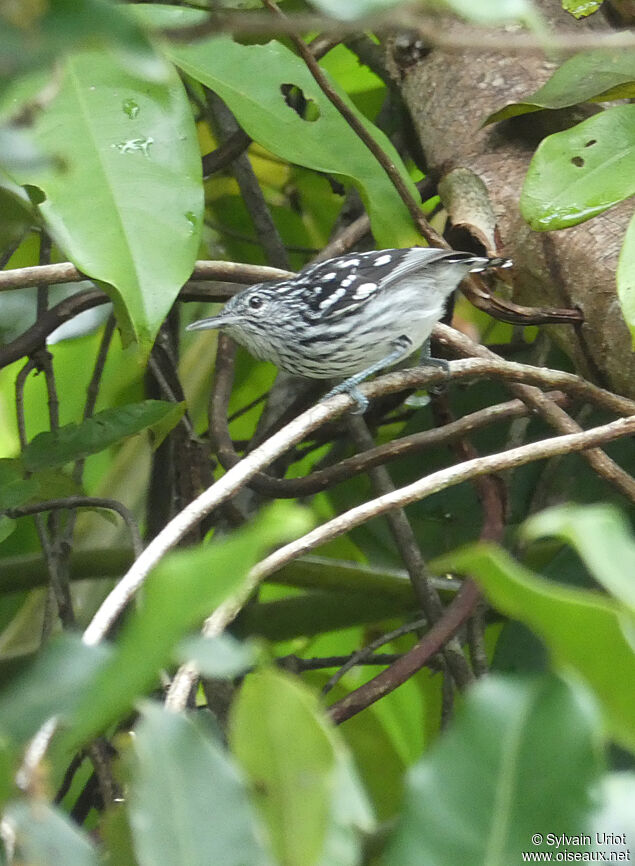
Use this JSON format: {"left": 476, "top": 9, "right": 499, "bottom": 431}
{"left": 251, "top": 415, "right": 635, "bottom": 584}
{"left": 7, "top": 497, "right": 143, "bottom": 558}
{"left": 328, "top": 581, "right": 481, "bottom": 724}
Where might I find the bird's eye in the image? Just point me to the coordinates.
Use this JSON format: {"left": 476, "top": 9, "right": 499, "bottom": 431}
{"left": 248, "top": 295, "right": 264, "bottom": 310}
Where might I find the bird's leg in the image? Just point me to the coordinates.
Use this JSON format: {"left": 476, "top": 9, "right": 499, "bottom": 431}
{"left": 322, "top": 336, "right": 413, "bottom": 414}
{"left": 418, "top": 337, "right": 450, "bottom": 373}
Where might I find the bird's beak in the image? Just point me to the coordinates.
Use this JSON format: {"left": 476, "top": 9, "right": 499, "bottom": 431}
{"left": 186, "top": 314, "right": 234, "bottom": 332}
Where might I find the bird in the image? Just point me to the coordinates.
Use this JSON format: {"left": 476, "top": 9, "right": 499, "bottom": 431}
{"left": 187, "top": 247, "right": 512, "bottom": 413}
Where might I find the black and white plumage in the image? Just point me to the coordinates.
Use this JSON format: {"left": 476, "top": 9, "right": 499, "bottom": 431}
{"left": 188, "top": 248, "right": 512, "bottom": 412}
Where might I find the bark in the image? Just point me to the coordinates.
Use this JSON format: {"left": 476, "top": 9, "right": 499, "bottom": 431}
{"left": 389, "top": 2, "right": 635, "bottom": 398}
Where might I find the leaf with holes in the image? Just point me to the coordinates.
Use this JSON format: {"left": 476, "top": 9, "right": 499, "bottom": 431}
{"left": 135, "top": 6, "right": 421, "bottom": 248}
{"left": 520, "top": 104, "right": 635, "bottom": 230}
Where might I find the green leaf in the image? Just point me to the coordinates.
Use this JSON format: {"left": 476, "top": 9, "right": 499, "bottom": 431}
{"left": 138, "top": 7, "right": 420, "bottom": 248}
{"left": 66, "top": 504, "right": 309, "bottom": 746}
{"left": 0, "top": 518, "right": 16, "bottom": 545}
{"left": 0, "top": 460, "right": 37, "bottom": 509}
{"left": 22, "top": 400, "right": 185, "bottom": 471}
{"left": 383, "top": 675, "right": 603, "bottom": 866}
{"left": 486, "top": 49, "right": 635, "bottom": 124}
{"left": 433, "top": 544, "right": 635, "bottom": 752}
{"left": 12, "top": 49, "right": 203, "bottom": 352}
{"left": 0, "top": 0, "right": 166, "bottom": 91}
{"left": 175, "top": 633, "right": 257, "bottom": 679}
{"left": 520, "top": 104, "right": 635, "bottom": 230}
{"left": 129, "top": 703, "right": 272, "bottom": 866}
{"left": 0, "top": 634, "right": 110, "bottom": 744}
{"left": 617, "top": 209, "right": 635, "bottom": 346}
{"left": 230, "top": 668, "right": 374, "bottom": 866}
{"left": 521, "top": 504, "right": 635, "bottom": 613}
{"left": 5, "top": 800, "right": 99, "bottom": 866}
{"left": 562, "top": 0, "right": 604, "bottom": 18}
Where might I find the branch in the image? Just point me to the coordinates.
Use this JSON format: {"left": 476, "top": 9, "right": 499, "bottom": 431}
{"left": 160, "top": 8, "right": 635, "bottom": 55}
{"left": 0, "top": 260, "right": 292, "bottom": 292}
{"left": 328, "top": 581, "right": 481, "bottom": 724}
{"left": 6, "top": 497, "right": 143, "bottom": 558}
{"left": 165, "top": 410, "right": 633, "bottom": 711}
{"left": 251, "top": 415, "right": 635, "bottom": 583}
{"left": 348, "top": 415, "right": 474, "bottom": 686}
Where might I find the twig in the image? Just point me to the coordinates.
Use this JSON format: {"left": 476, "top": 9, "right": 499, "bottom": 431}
{"left": 165, "top": 409, "right": 633, "bottom": 711}
{"left": 436, "top": 325, "right": 635, "bottom": 503}
{"left": 0, "top": 260, "right": 292, "bottom": 292}
{"left": 207, "top": 93, "right": 290, "bottom": 271}
{"left": 346, "top": 415, "right": 473, "bottom": 686}
{"left": 160, "top": 8, "right": 635, "bottom": 54}
{"left": 261, "top": 0, "right": 441, "bottom": 246}
{"left": 312, "top": 214, "right": 372, "bottom": 261}
{"left": 280, "top": 652, "right": 404, "bottom": 673}
{"left": 250, "top": 414, "right": 635, "bottom": 582}
{"left": 328, "top": 581, "right": 481, "bottom": 724}
{"left": 321, "top": 616, "right": 429, "bottom": 694}
{"left": 7, "top": 497, "right": 143, "bottom": 559}
{"left": 202, "top": 129, "right": 251, "bottom": 177}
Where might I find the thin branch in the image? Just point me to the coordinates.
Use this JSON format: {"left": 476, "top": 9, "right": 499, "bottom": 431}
{"left": 166, "top": 409, "right": 633, "bottom": 711}
{"left": 251, "top": 415, "right": 635, "bottom": 583}
{"left": 207, "top": 93, "right": 291, "bottom": 271}
{"left": 0, "top": 260, "right": 292, "bottom": 293}
{"left": 219, "top": 391, "right": 567, "bottom": 498}
{"left": 262, "top": 0, "right": 441, "bottom": 246}
{"left": 329, "top": 581, "right": 481, "bottom": 724}
{"left": 279, "top": 652, "right": 404, "bottom": 673}
{"left": 322, "top": 616, "right": 429, "bottom": 694}
{"left": 346, "top": 415, "right": 473, "bottom": 686}
{"left": 160, "top": 8, "right": 635, "bottom": 54}
{"left": 7, "top": 497, "right": 143, "bottom": 559}
{"left": 202, "top": 129, "right": 251, "bottom": 177}
{"left": 436, "top": 325, "right": 635, "bottom": 503}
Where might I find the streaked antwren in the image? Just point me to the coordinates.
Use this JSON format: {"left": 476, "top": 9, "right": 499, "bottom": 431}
{"left": 188, "top": 247, "right": 512, "bottom": 413}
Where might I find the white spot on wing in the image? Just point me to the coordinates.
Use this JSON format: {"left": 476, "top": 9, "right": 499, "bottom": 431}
{"left": 319, "top": 286, "right": 347, "bottom": 309}
{"left": 373, "top": 254, "right": 392, "bottom": 266}
{"left": 322, "top": 272, "right": 336, "bottom": 281}
{"left": 354, "top": 282, "right": 377, "bottom": 299}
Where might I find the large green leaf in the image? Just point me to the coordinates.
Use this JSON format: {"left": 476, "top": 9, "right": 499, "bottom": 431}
{"left": 617, "top": 209, "right": 635, "bottom": 346}
{"left": 5, "top": 800, "right": 99, "bottom": 866}
{"left": 0, "top": 0, "right": 165, "bottom": 91}
{"left": 520, "top": 104, "right": 635, "bottom": 230}
{"left": 22, "top": 400, "right": 185, "bottom": 471}
{"left": 486, "top": 49, "right": 635, "bottom": 124}
{"left": 521, "top": 504, "right": 635, "bottom": 613}
{"left": 129, "top": 703, "right": 272, "bottom": 866}
{"left": 12, "top": 48, "right": 203, "bottom": 352}
{"left": 433, "top": 544, "right": 635, "bottom": 752}
{"left": 383, "top": 675, "right": 603, "bottom": 866}
{"left": 138, "top": 6, "right": 420, "bottom": 248}
{"left": 65, "top": 504, "right": 309, "bottom": 746}
{"left": 0, "top": 634, "right": 109, "bottom": 744}
{"left": 230, "top": 667, "right": 374, "bottom": 866}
